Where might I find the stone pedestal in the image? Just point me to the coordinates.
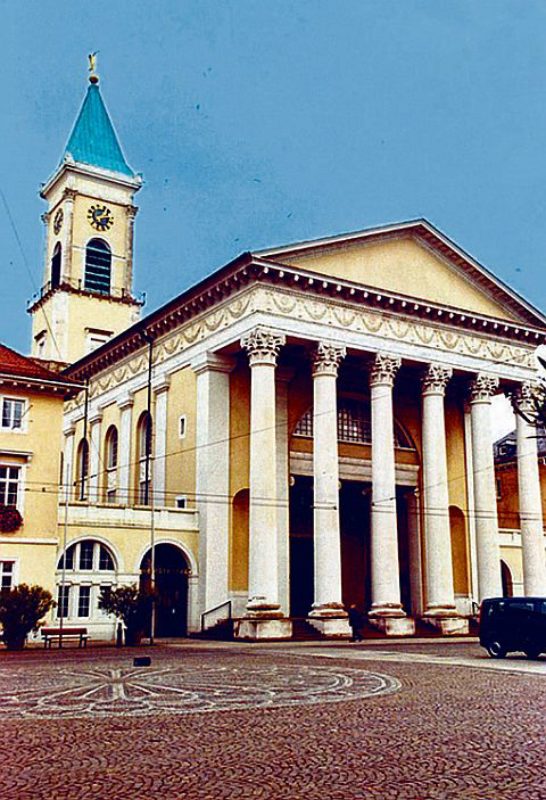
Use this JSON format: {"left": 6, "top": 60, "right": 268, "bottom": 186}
{"left": 421, "top": 614, "right": 469, "bottom": 635}
{"left": 234, "top": 615, "right": 293, "bottom": 641}
{"left": 307, "top": 614, "right": 351, "bottom": 638}
{"left": 368, "top": 615, "right": 416, "bottom": 636}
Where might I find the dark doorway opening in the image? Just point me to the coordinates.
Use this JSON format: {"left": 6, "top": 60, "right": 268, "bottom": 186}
{"left": 289, "top": 475, "right": 314, "bottom": 616}
{"left": 340, "top": 481, "right": 371, "bottom": 609}
{"left": 501, "top": 560, "right": 514, "bottom": 597}
{"left": 140, "top": 543, "right": 189, "bottom": 637}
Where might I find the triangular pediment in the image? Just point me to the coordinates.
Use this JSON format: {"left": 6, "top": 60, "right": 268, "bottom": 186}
{"left": 256, "top": 220, "right": 546, "bottom": 327}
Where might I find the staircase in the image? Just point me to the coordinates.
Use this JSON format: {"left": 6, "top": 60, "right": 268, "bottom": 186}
{"left": 290, "top": 618, "right": 328, "bottom": 641}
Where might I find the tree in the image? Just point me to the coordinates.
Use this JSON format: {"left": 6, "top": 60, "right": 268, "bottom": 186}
{"left": 0, "top": 584, "right": 54, "bottom": 650}
{"left": 98, "top": 584, "right": 154, "bottom": 646}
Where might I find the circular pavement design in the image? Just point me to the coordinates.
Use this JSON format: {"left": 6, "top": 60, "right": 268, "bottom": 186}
{"left": 0, "top": 661, "right": 401, "bottom": 719}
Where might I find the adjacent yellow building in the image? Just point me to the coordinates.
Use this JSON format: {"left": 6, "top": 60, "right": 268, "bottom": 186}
{"left": 0, "top": 344, "right": 77, "bottom": 598}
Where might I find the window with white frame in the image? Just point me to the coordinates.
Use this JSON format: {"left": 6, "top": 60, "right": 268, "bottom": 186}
{"left": 56, "top": 539, "right": 116, "bottom": 621}
{"left": 0, "top": 560, "right": 15, "bottom": 590}
{"left": 104, "top": 426, "right": 118, "bottom": 504}
{"left": 57, "top": 585, "right": 70, "bottom": 619}
{"left": 0, "top": 465, "right": 21, "bottom": 507}
{"left": 1, "top": 398, "right": 25, "bottom": 431}
{"left": 175, "top": 495, "right": 187, "bottom": 509}
{"left": 77, "top": 586, "right": 91, "bottom": 618}
{"left": 137, "top": 412, "right": 152, "bottom": 505}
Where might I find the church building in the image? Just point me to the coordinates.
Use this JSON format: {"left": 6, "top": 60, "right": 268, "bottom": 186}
{"left": 6, "top": 66, "right": 546, "bottom": 641}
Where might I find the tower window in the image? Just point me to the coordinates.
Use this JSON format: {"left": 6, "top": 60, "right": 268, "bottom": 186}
{"left": 85, "top": 238, "right": 111, "bottom": 294}
{"left": 51, "top": 242, "right": 62, "bottom": 289}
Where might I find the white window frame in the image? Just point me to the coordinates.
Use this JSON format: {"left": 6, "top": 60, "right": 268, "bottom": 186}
{"left": 55, "top": 540, "right": 117, "bottom": 622}
{"left": 178, "top": 415, "right": 187, "bottom": 439}
{"left": 0, "top": 558, "right": 18, "bottom": 590}
{"left": 0, "top": 461, "right": 25, "bottom": 514}
{"left": 1, "top": 396, "right": 28, "bottom": 433}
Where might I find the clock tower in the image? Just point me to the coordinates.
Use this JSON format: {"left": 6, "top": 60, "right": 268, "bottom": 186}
{"left": 29, "top": 63, "right": 143, "bottom": 364}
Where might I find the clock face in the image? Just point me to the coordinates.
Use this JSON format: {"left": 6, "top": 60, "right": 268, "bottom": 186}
{"left": 87, "top": 204, "right": 114, "bottom": 232}
{"left": 53, "top": 208, "right": 63, "bottom": 235}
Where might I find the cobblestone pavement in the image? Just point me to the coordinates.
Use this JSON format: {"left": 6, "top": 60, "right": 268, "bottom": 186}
{"left": 1, "top": 643, "right": 545, "bottom": 800}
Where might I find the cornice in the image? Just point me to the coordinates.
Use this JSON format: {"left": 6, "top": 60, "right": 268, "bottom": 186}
{"left": 64, "top": 255, "right": 545, "bottom": 384}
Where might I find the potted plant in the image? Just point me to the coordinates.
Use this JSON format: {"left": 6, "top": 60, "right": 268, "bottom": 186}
{"left": 0, "top": 584, "right": 54, "bottom": 650}
{"left": 98, "top": 584, "right": 154, "bottom": 646}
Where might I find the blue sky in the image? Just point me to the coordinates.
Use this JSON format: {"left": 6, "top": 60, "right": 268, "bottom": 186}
{"left": 2, "top": 0, "right": 546, "bottom": 355}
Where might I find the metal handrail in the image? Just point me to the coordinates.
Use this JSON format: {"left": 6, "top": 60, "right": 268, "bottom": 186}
{"left": 200, "top": 600, "right": 232, "bottom": 632}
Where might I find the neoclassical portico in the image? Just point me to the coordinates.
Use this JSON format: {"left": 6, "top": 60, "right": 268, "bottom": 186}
{"left": 220, "top": 321, "right": 542, "bottom": 639}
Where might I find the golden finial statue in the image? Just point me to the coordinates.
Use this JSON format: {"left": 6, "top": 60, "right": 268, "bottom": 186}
{"left": 88, "top": 52, "right": 99, "bottom": 84}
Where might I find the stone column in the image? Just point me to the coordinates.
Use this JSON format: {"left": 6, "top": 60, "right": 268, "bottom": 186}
{"left": 236, "top": 327, "right": 292, "bottom": 640}
{"left": 469, "top": 374, "right": 502, "bottom": 601}
{"left": 368, "top": 354, "right": 415, "bottom": 635}
{"left": 152, "top": 376, "right": 170, "bottom": 507}
{"left": 193, "top": 353, "right": 234, "bottom": 622}
{"left": 513, "top": 383, "right": 546, "bottom": 595}
{"left": 117, "top": 393, "right": 134, "bottom": 505}
{"left": 308, "top": 341, "right": 350, "bottom": 637}
{"left": 63, "top": 424, "right": 76, "bottom": 501}
{"left": 421, "top": 364, "right": 466, "bottom": 633}
{"left": 276, "top": 368, "right": 292, "bottom": 616}
{"left": 88, "top": 411, "right": 103, "bottom": 504}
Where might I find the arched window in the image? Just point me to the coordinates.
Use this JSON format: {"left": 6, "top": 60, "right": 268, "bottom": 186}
{"left": 137, "top": 412, "right": 152, "bottom": 505}
{"left": 56, "top": 539, "right": 116, "bottom": 620}
{"left": 293, "top": 398, "right": 415, "bottom": 449}
{"left": 105, "top": 426, "right": 118, "bottom": 504}
{"left": 85, "top": 238, "right": 111, "bottom": 294}
{"left": 76, "top": 439, "right": 89, "bottom": 501}
{"left": 51, "top": 242, "right": 62, "bottom": 289}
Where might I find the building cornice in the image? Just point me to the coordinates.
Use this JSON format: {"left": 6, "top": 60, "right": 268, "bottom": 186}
{"left": 64, "top": 253, "right": 546, "bottom": 383}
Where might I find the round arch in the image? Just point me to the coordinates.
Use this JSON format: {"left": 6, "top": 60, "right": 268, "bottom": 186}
{"left": 139, "top": 541, "right": 193, "bottom": 637}
{"left": 57, "top": 534, "right": 123, "bottom": 573}
{"left": 501, "top": 560, "right": 514, "bottom": 597}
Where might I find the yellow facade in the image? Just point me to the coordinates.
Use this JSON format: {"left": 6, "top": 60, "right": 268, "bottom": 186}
{"left": 0, "top": 358, "right": 75, "bottom": 609}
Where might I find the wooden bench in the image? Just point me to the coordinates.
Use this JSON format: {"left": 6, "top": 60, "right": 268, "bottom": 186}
{"left": 41, "top": 627, "right": 89, "bottom": 649}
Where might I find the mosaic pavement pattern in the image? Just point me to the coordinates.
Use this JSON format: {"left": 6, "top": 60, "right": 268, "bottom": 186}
{"left": 0, "top": 660, "right": 400, "bottom": 718}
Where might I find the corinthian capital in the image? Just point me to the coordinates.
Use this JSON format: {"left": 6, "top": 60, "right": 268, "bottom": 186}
{"left": 510, "top": 380, "right": 544, "bottom": 419}
{"left": 468, "top": 373, "right": 499, "bottom": 403}
{"left": 421, "top": 363, "right": 453, "bottom": 396}
{"left": 311, "top": 341, "right": 346, "bottom": 377}
{"left": 369, "top": 353, "right": 401, "bottom": 387}
{"left": 241, "top": 327, "right": 286, "bottom": 367}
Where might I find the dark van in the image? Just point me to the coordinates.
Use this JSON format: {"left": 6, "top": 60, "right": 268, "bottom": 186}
{"left": 479, "top": 597, "right": 546, "bottom": 659}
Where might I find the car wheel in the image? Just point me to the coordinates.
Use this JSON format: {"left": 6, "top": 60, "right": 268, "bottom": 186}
{"left": 486, "top": 640, "right": 506, "bottom": 659}
{"left": 525, "top": 649, "right": 540, "bottom": 660}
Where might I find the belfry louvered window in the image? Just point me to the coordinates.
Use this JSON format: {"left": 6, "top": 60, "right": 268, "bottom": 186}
{"left": 85, "top": 238, "right": 111, "bottom": 294}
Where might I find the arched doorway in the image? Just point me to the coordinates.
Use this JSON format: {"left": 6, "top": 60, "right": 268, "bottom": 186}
{"left": 140, "top": 544, "right": 190, "bottom": 636}
{"left": 501, "top": 560, "right": 513, "bottom": 597}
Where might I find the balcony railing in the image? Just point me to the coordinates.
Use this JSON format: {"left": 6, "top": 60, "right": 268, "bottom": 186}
{"left": 27, "top": 278, "right": 146, "bottom": 309}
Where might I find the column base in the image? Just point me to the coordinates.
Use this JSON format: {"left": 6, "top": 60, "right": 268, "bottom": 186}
{"left": 234, "top": 617, "right": 293, "bottom": 641}
{"left": 368, "top": 615, "right": 416, "bottom": 636}
{"left": 421, "top": 612, "right": 469, "bottom": 635}
{"left": 306, "top": 616, "right": 352, "bottom": 637}
{"left": 307, "top": 603, "right": 351, "bottom": 637}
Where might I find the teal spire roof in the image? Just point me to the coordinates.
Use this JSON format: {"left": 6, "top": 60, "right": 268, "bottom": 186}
{"left": 63, "top": 82, "right": 134, "bottom": 177}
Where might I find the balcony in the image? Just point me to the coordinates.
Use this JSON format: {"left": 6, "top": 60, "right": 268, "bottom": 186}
{"left": 60, "top": 501, "right": 199, "bottom": 533}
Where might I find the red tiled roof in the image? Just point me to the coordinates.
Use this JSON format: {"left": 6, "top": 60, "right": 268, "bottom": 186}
{"left": 0, "top": 343, "right": 75, "bottom": 386}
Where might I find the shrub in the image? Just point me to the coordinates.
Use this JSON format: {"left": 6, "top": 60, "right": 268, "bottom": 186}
{"left": 98, "top": 584, "right": 154, "bottom": 645}
{"left": 0, "top": 584, "right": 54, "bottom": 650}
